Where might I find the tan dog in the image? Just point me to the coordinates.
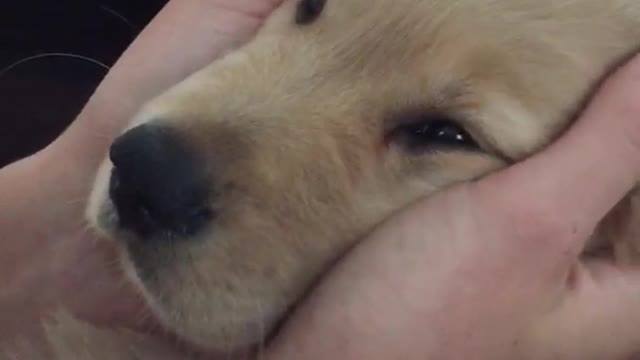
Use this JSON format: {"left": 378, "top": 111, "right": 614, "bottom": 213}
{"left": 8, "top": 0, "right": 640, "bottom": 358}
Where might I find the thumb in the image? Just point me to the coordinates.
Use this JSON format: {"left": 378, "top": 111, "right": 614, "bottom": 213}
{"left": 470, "top": 52, "right": 640, "bottom": 267}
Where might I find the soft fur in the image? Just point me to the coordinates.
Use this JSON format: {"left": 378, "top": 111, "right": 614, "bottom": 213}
{"left": 7, "top": 0, "right": 640, "bottom": 358}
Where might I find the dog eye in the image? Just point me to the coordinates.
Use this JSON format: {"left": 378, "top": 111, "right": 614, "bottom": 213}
{"left": 295, "top": 0, "right": 326, "bottom": 25}
{"left": 388, "top": 117, "right": 479, "bottom": 153}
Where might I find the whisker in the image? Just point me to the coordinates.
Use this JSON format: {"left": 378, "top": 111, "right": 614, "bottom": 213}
{"left": 0, "top": 53, "right": 110, "bottom": 80}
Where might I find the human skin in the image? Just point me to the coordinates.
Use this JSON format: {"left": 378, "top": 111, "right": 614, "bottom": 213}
{"left": 264, "top": 53, "right": 640, "bottom": 360}
{"left": 2, "top": 0, "right": 640, "bottom": 358}
{"left": 0, "top": 0, "right": 283, "bottom": 337}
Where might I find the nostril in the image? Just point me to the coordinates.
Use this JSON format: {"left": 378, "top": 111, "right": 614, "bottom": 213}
{"left": 182, "top": 206, "right": 215, "bottom": 235}
{"left": 109, "top": 168, "right": 157, "bottom": 236}
{"left": 110, "top": 166, "right": 213, "bottom": 238}
{"left": 189, "top": 206, "right": 213, "bottom": 220}
{"left": 107, "top": 124, "right": 212, "bottom": 238}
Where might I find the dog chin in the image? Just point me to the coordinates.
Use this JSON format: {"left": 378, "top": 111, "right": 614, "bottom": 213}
{"left": 86, "top": 192, "right": 180, "bottom": 345}
{"left": 89, "top": 223, "right": 248, "bottom": 355}
{"left": 85, "top": 165, "right": 274, "bottom": 354}
{"left": 119, "top": 266, "right": 266, "bottom": 357}
{"left": 103, "top": 236, "right": 202, "bottom": 351}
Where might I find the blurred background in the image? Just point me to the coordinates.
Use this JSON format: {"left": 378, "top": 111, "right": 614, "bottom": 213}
{"left": 0, "top": 0, "right": 169, "bottom": 167}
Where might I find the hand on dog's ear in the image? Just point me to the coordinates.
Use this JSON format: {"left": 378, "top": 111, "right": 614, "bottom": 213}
{"left": 264, "top": 53, "right": 640, "bottom": 360}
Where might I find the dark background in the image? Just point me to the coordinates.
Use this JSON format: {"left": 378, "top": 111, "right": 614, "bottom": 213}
{"left": 0, "top": 0, "right": 169, "bottom": 167}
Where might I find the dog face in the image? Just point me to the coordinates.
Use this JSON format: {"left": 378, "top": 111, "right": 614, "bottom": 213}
{"left": 87, "top": 0, "right": 640, "bottom": 352}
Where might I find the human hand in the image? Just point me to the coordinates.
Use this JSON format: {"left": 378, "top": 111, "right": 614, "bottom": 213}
{"left": 4, "top": 2, "right": 640, "bottom": 358}
{"left": 0, "top": 0, "right": 283, "bottom": 338}
{"left": 265, "top": 53, "right": 640, "bottom": 360}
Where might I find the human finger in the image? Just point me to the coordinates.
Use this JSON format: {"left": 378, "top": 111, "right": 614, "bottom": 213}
{"left": 527, "top": 262, "right": 640, "bottom": 360}
{"left": 473, "top": 53, "right": 640, "bottom": 255}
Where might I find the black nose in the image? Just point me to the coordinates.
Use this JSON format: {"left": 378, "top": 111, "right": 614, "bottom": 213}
{"left": 108, "top": 124, "right": 212, "bottom": 238}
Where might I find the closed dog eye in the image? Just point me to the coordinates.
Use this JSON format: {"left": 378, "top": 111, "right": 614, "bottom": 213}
{"left": 385, "top": 109, "right": 480, "bottom": 154}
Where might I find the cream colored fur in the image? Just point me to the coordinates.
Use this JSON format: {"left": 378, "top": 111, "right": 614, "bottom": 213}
{"left": 5, "top": 0, "right": 640, "bottom": 358}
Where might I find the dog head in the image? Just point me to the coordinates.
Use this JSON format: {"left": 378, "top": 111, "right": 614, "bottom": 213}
{"left": 87, "top": 0, "right": 640, "bottom": 352}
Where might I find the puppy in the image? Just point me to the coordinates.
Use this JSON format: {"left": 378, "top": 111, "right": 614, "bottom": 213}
{"left": 10, "top": 0, "right": 640, "bottom": 358}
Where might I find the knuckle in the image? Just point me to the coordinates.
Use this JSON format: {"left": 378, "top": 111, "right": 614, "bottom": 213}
{"left": 505, "top": 203, "right": 581, "bottom": 256}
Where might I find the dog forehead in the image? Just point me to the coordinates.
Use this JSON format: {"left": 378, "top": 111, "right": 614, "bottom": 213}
{"left": 254, "top": 0, "right": 510, "bottom": 101}
{"left": 267, "top": 0, "right": 499, "bottom": 60}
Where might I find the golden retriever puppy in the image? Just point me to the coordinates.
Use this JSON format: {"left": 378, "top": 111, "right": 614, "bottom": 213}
{"left": 10, "top": 0, "right": 640, "bottom": 358}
